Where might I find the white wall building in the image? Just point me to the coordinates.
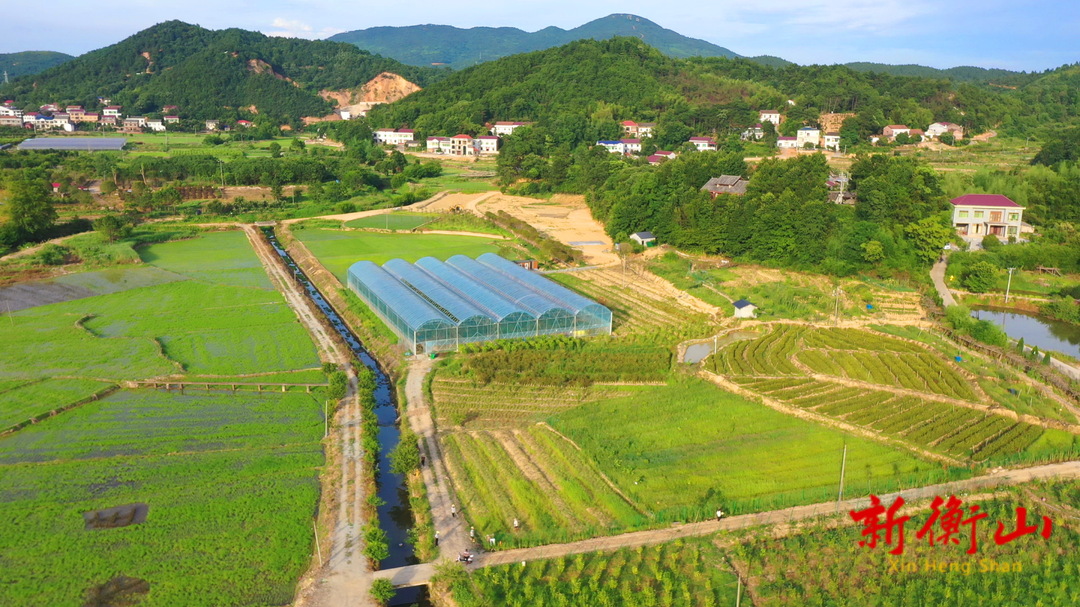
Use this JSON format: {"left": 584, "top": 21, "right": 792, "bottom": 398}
{"left": 796, "top": 127, "right": 821, "bottom": 148}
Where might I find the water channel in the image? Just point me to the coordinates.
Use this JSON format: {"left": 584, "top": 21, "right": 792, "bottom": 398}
{"left": 971, "top": 305, "right": 1080, "bottom": 359}
{"left": 262, "top": 229, "right": 431, "bottom": 606}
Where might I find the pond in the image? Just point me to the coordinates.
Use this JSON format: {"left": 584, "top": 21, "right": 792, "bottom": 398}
{"left": 970, "top": 306, "right": 1080, "bottom": 359}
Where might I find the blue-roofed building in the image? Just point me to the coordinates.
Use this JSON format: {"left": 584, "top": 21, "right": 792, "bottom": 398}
{"left": 733, "top": 299, "right": 757, "bottom": 319}
{"left": 347, "top": 255, "right": 612, "bottom": 353}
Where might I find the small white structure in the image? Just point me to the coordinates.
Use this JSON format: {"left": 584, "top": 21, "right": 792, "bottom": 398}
{"left": 926, "top": 121, "right": 964, "bottom": 140}
{"left": 733, "top": 299, "right": 757, "bottom": 319}
{"left": 776, "top": 136, "right": 798, "bottom": 149}
{"left": 597, "top": 140, "right": 625, "bottom": 154}
{"left": 146, "top": 119, "right": 166, "bottom": 132}
{"left": 630, "top": 231, "right": 657, "bottom": 247}
{"left": 476, "top": 135, "right": 500, "bottom": 155}
{"left": 338, "top": 109, "right": 352, "bottom": 121}
{"left": 620, "top": 138, "right": 642, "bottom": 154}
{"left": 741, "top": 124, "right": 764, "bottom": 140}
{"left": 823, "top": 132, "right": 841, "bottom": 151}
{"left": 490, "top": 121, "right": 531, "bottom": 136}
{"left": 205, "top": 119, "right": 219, "bottom": 131}
{"left": 426, "top": 136, "right": 449, "bottom": 153}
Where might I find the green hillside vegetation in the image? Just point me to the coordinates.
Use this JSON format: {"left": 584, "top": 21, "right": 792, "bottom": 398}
{"left": 329, "top": 13, "right": 739, "bottom": 70}
{"left": 0, "top": 21, "right": 442, "bottom": 124}
{"left": 0, "top": 51, "right": 74, "bottom": 78}
{"left": 842, "top": 61, "right": 1036, "bottom": 86}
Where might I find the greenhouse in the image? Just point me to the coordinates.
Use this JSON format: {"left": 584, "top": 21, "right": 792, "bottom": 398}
{"left": 347, "top": 253, "right": 612, "bottom": 353}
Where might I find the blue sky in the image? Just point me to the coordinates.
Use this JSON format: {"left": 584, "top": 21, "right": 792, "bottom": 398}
{"left": 2, "top": 1, "right": 1077, "bottom": 71}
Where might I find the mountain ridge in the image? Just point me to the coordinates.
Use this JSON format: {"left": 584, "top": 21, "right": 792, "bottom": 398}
{"left": 0, "top": 51, "right": 74, "bottom": 79}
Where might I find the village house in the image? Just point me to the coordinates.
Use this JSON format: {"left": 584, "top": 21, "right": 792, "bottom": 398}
{"left": 103, "top": 106, "right": 122, "bottom": 118}
{"left": 823, "top": 132, "right": 841, "bottom": 151}
{"left": 951, "top": 194, "right": 1025, "bottom": 242}
{"left": 796, "top": 127, "right": 821, "bottom": 148}
{"left": 164, "top": 115, "right": 180, "bottom": 124}
{"left": 476, "top": 135, "right": 500, "bottom": 155}
{"left": 236, "top": 119, "right": 253, "bottom": 128}
{"left": 0, "top": 104, "right": 23, "bottom": 118}
{"left": 741, "top": 124, "right": 764, "bottom": 140}
{"left": 490, "top": 121, "right": 532, "bottom": 136}
{"left": 0, "top": 115, "right": 22, "bottom": 127}
{"left": 426, "top": 136, "right": 449, "bottom": 153}
{"left": 759, "top": 110, "right": 782, "bottom": 125}
{"left": 51, "top": 113, "right": 71, "bottom": 126}
{"left": 80, "top": 113, "right": 100, "bottom": 124}
{"left": 926, "top": 122, "right": 964, "bottom": 140}
{"left": 776, "top": 136, "right": 798, "bottom": 149}
{"left": 630, "top": 231, "right": 657, "bottom": 247}
{"left": 100, "top": 116, "right": 118, "bottom": 127}
{"left": 146, "top": 119, "right": 166, "bottom": 132}
{"left": 908, "top": 129, "right": 925, "bottom": 141}
{"left": 689, "top": 136, "right": 716, "bottom": 152}
{"left": 449, "top": 134, "right": 474, "bottom": 156}
{"left": 40, "top": 103, "right": 60, "bottom": 113}
{"left": 338, "top": 109, "right": 352, "bottom": 121}
{"left": 597, "top": 140, "right": 625, "bottom": 154}
{"left": 733, "top": 299, "right": 758, "bottom": 319}
{"left": 65, "top": 106, "right": 85, "bottom": 120}
{"left": 882, "top": 125, "right": 909, "bottom": 139}
{"left": 621, "top": 121, "right": 656, "bottom": 137}
{"left": 204, "top": 119, "right": 219, "bottom": 131}
{"left": 647, "top": 150, "right": 677, "bottom": 165}
{"left": 700, "top": 175, "right": 748, "bottom": 197}
{"left": 620, "top": 138, "right": 642, "bottom": 154}
{"left": 373, "top": 128, "right": 414, "bottom": 145}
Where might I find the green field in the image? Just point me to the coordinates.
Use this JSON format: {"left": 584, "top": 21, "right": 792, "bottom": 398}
{"left": 551, "top": 378, "right": 952, "bottom": 519}
{"left": 0, "top": 389, "right": 323, "bottom": 607}
{"left": 0, "top": 378, "right": 114, "bottom": 432}
{"left": 343, "top": 212, "right": 438, "bottom": 230}
{"left": 449, "top": 538, "right": 739, "bottom": 606}
{"left": 291, "top": 227, "right": 508, "bottom": 282}
{"left": 138, "top": 231, "right": 273, "bottom": 289}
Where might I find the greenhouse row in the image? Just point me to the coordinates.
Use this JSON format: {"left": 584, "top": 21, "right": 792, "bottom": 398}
{"left": 347, "top": 253, "right": 612, "bottom": 353}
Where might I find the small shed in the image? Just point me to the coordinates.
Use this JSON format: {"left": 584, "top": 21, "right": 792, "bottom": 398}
{"left": 732, "top": 299, "right": 757, "bottom": 319}
{"left": 630, "top": 232, "right": 657, "bottom": 247}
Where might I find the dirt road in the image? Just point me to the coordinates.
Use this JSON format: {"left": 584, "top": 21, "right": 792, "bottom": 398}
{"left": 243, "top": 225, "right": 375, "bottom": 607}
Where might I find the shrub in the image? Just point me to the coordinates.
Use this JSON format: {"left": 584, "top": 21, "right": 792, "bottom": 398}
{"left": 961, "top": 261, "right": 999, "bottom": 293}
{"left": 370, "top": 578, "right": 396, "bottom": 604}
{"left": 981, "top": 234, "right": 1002, "bottom": 250}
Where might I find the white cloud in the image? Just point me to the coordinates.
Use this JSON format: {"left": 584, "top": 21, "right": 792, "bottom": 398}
{"left": 263, "top": 17, "right": 342, "bottom": 39}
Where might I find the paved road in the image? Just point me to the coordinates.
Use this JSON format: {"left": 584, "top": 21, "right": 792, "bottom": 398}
{"left": 930, "top": 257, "right": 957, "bottom": 307}
{"left": 375, "top": 460, "right": 1080, "bottom": 586}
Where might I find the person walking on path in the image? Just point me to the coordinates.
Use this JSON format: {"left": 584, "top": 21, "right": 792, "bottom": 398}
{"left": 489, "top": 535, "right": 496, "bottom": 547}
{"left": 451, "top": 504, "right": 456, "bottom": 517}
{"left": 434, "top": 531, "right": 439, "bottom": 546}
{"left": 716, "top": 509, "right": 725, "bottom": 522}
{"left": 469, "top": 526, "right": 475, "bottom": 540}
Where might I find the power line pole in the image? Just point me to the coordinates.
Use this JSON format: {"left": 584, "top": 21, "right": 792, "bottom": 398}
{"left": 837, "top": 442, "right": 848, "bottom": 507}
{"left": 1005, "top": 267, "right": 1016, "bottom": 303}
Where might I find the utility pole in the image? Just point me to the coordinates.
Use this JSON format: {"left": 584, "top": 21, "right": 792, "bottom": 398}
{"left": 2, "top": 71, "right": 7, "bottom": 85}
{"left": 735, "top": 576, "right": 742, "bottom": 607}
{"left": 313, "top": 520, "right": 323, "bottom": 566}
{"left": 837, "top": 442, "right": 848, "bottom": 507}
{"left": 1005, "top": 267, "right": 1016, "bottom": 303}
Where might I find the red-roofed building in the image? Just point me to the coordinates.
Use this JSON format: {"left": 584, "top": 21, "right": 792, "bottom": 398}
{"left": 164, "top": 115, "right": 180, "bottom": 124}
{"left": 237, "top": 120, "right": 253, "bottom": 127}
{"left": 450, "top": 134, "right": 474, "bottom": 156}
{"left": 490, "top": 121, "right": 532, "bottom": 136}
{"left": 620, "top": 138, "right": 642, "bottom": 154}
{"left": 373, "top": 128, "right": 415, "bottom": 145}
{"left": 621, "top": 120, "right": 656, "bottom": 137}
{"left": 776, "top": 136, "right": 798, "bottom": 149}
{"left": 689, "top": 136, "right": 716, "bottom": 151}
{"left": 103, "top": 106, "right": 122, "bottom": 118}
{"left": 950, "top": 194, "right": 1025, "bottom": 241}
{"left": 883, "top": 125, "right": 909, "bottom": 139}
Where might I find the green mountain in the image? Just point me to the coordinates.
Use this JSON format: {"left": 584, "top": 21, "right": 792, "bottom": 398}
{"left": 0, "top": 21, "right": 441, "bottom": 123}
{"left": 0, "top": 51, "right": 74, "bottom": 79}
{"left": 328, "top": 13, "right": 740, "bottom": 69}
{"left": 371, "top": 38, "right": 1078, "bottom": 145}
{"left": 842, "top": 62, "right": 1033, "bottom": 86}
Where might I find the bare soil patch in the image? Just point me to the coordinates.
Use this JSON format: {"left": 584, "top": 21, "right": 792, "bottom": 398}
{"left": 83, "top": 575, "right": 150, "bottom": 607}
{"left": 83, "top": 503, "right": 149, "bottom": 530}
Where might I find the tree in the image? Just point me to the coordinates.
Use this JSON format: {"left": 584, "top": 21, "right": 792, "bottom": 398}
{"left": 289, "top": 137, "right": 306, "bottom": 153}
{"left": 267, "top": 142, "right": 282, "bottom": 158}
{"left": 939, "top": 133, "right": 956, "bottom": 146}
{"left": 1043, "top": 351, "right": 1052, "bottom": 364}
{"left": 961, "top": 261, "right": 999, "bottom": 293}
{"left": 390, "top": 431, "right": 421, "bottom": 475}
{"left": 861, "top": 240, "right": 885, "bottom": 264}
{"left": 4, "top": 178, "right": 57, "bottom": 238}
{"left": 92, "top": 215, "right": 131, "bottom": 242}
{"left": 370, "top": 579, "right": 396, "bottom": 605}
{"left": 981, "top": 234, "right": 1002, "bottom": 250}
{"left": 904, "top": 216, "right": 952, "bottom": 264}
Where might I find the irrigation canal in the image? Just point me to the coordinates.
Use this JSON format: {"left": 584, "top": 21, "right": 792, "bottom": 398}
{"left": 261, "top": 228, "right": 430, "bottom": 606}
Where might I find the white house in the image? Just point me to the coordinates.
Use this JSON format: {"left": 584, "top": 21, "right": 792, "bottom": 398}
{"left": 164, "top": 115, "right": 180, "bottom": 124}
{"left": 426, "top": 136, "right": 449, "bottom": 153}
{"left": 741, "top": 124, "right": 764, "bottom": 140}
{"left": 338, "top": 109, "right": 352, "bottom": 121}
{"left": 620, "top": 138, "right": 642, "bottom": 154}
{"left": 373, "top": 128, "right": 415, "bottom": 145}
{"left": 597, "top": 140, "right": 625, "bottom": 154}
{"left": 950, "top": 194, "right": 1025, "bottom": 242}
{"left": 776, "top": 136, "right": 798, "bottom": 149}
{"left": 882, "top": 125, "right": 909, "bottom": 139}
{"left": 630, "top": 231, "right": 657, "bottom": 247}
{"left": 0, "top": 105, "right": 23, "bottom": 118}
{"left": 490, "top": 121, "right": 531, "bottom": 136}
{"left": 205, "top": 119, "right": 219, "bottom": 131}
{"left": 689, "top": 136, "right": 716, "bottom": 151}
{"left": 823, "top": 132, "right": 841, "bottom": 151}
{"left": 759, "top": 110, "right": 781, "bottom": 125}
{"left": 449, "top": 134, "right": 474, "bottom": 156}
{"left": 926, "top": 122, "right": 964, "bottom": 140}
{"left": 733, "top": 299, "right": 757, "bottom": 319}
{"left": 476, "top": 135, "right": 500, "bottom": 154}
{"left": 146, "top": 119, "right": 166, "bottom": 132}
{"left": 796, "top": 127, "right": 821, "bottom": 148}
{"left": 103, "top": 106, "right": 122, "bottom": 118}
{"left": 0, "top": 115, "right": 22, "bottom": 127}
{"left": 647, "top": 151, "right": 677, "bottom": 165}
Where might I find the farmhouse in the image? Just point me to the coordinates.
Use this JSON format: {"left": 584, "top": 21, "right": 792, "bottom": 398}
{"left": 733, "top": 299, "right": 757, "bottom": 319}
{"left": 647, "top": 151, "right": 676, "bottom": 165}
{"left": 597, "top": 140, "right": 625, "bottom": 154}
{"left": 700, "top": 175, "right": 748, "bottom": 197}
{"left": 796, "top": 127, "right": 821, "bottom": 148}
{"left": 347, "top": 253, "right": 612, "bottom": 353}
{"left": 950, "top": 194, "right": 1025, "bottom": 242}
{"left": 630, "top": 232, "right": 657, "bottom": 247}
{"left": 689, "top": 136, "right": 716, "bottom": 151}
{"left": 776, "top": 136, "right": 798, "bottom": 149}
{"left": 164, "top": 115, "right": 180, "bottom": 124}
{"left": 373, "top": 128, "right": 416, "bottom": 145}
{"left": 882, "top": 125, "right": 909, "bottom": 139}
{"left": 759, "top": 110, "right": 782, "bottom": 125}
{"left": 741, "top": 124, "right": 764, "bottom": 140}
{"left": 620, "top": 138, "right": 642, "bottom": 154}
{"left": 490, "top": 121, "right": 532, "bottom": 136}
{"left": 927, "top": 122, "right": 964, "bottom": 140}
{"left": 621, "top": 120, "right": 656, "bottom": 137}
{"left": 823, "top": 132, "right": 841, "bottom": 151}
{"left": 476, "top": 135, "right": 500, "bottom": 155}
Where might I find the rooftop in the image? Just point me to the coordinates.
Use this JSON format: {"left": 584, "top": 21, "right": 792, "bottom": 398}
{"left": 950, "top": 194, "right": 1024, "bottom": 209}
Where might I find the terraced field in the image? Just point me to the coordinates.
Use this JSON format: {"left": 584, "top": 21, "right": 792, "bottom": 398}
{"left": 431, "top": 378, "right": 634, "bottom": 428}
{"left": 442, "top": 424, "right": 644, "bottom": 545}
{"left": 711, "top": 325, "right": 1072, "bottom": 463}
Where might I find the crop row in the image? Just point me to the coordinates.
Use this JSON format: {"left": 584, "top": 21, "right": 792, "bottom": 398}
{"left": 713, "top": 325, "right": 805, "bottom": 376}
{"left": 798, "top": 350, "right": 975, "bottom": 401}
{"left": 972, "top": 423, "right": 1044, "bottom": 460}
{"left": 816, "top": 391, "right": 895, "bottom": 417}
{"left": 802, "top": 328, "right": 926, "bottom": 352}
{"left": 788, "top": 386, "right": 867, "bottom": 409}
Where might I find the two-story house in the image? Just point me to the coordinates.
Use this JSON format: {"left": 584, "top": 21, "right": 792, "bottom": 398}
{"left": 951, "top": 194, "right": 1025, "bottom": 242}
{"left": 103, "top": 106, "right": 122, "bottom": 118}
{"left": 620, "top": 139, "right": 642, "bottom": 154}
{"left": 476, "top": 135, "right": 500, "bottom": 154}
{"left": 796, "top": 127, "right": 821, "bottom": 148}
{"left": 741, "top": 124, "right": 764, "bottom": 140}
{"left": 823, "top": 132, "right": 841, "bottom": 151}
{"left": 373, "top": 128, "right": 415, "bottom": 145}
{"left": 490, "top": 121, "right": 531, "bottom": 136}
{"left": 882, "top": 125, "right": 910, "bottom": 139}
{"left": 621, "top": 121, "right": 656, "bottom": 137}
{"left": 449, "top": 134, "right": 474, "bottom": 156}
{"left": 597, "top": 140, "right": 625, "bottom": 154}
{"left": 776, "top": 136, "right": 798, "bottom": 149}
{"left": 759, "top": 110, "right": 782, "bottom": 125}
{"left": 689, "top": 136, "right": 716, "bottom": 151}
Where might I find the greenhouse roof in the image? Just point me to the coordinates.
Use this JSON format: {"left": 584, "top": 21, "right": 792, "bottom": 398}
{"left": 347, "top": 260, "right": 452, "bottom": 330}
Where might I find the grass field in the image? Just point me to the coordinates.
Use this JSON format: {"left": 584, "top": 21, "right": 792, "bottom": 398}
{"left": 0, "top": 389, "right": 323, "bottom": 607}
{"left": 0, "top": 378, "right": 114, "bottom": 432}
{"left": 138, "top": 231, "right": 272, "bottom": 289}
{"left": 551, "top": 378, "right": 953, "bottom": 520}
{"left": 343, "top": 212, "right": 438, "bottom": 231}
{"left": 449, "top": 538, "right": 740, "bottom": 606}
{"left": 291, "top": 227, "right": 509, "bottom": 282}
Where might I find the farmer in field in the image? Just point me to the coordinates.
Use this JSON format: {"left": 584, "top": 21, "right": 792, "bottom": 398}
{"left": 716, "top": 508, "right": 725, "bottom": 522}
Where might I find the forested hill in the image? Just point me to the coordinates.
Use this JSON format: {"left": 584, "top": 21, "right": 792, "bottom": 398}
{"left": 368, "top": 38, "right": 1077, "bottom": 144}
{"left": 0, "top": 51, "right": 74, "bottom": 78}
{"left": 842, "top": 63, "right": 1034, "bottom": 86}
{"left": 0, "top": 21, "right": 443, "bottom": 123}
{"left": 328, "top": 13, "right": 741, "bottom": 70}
